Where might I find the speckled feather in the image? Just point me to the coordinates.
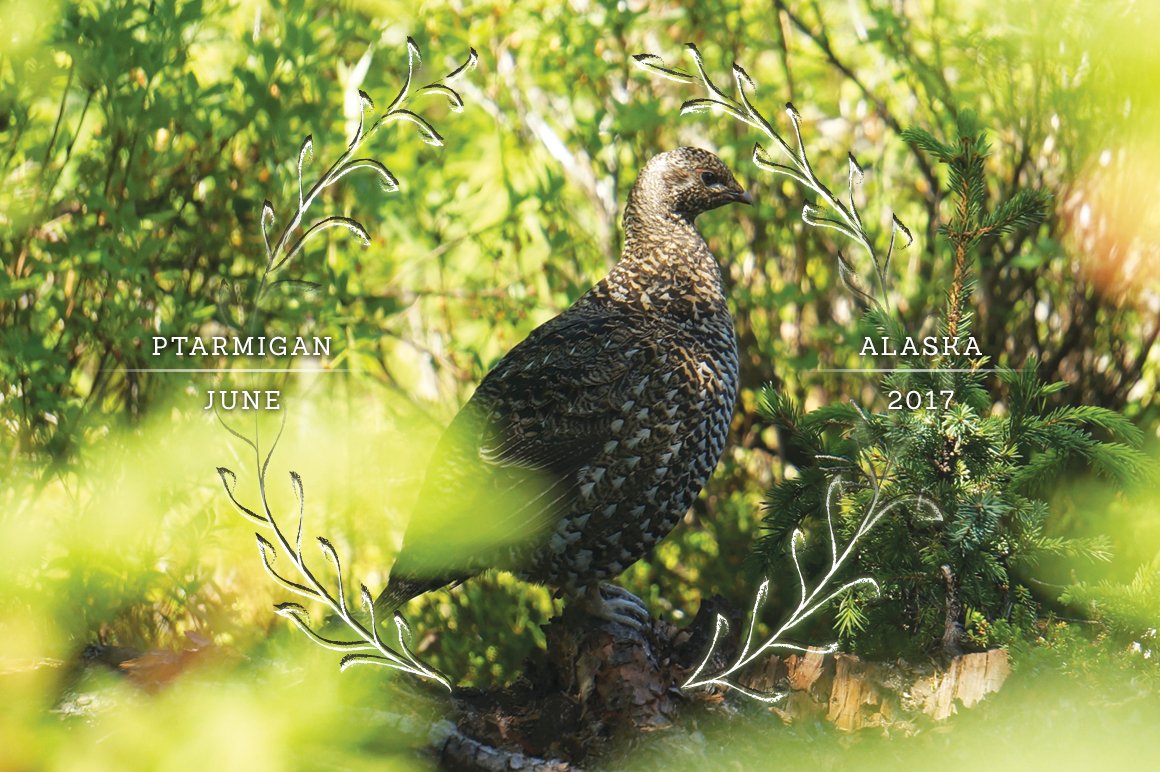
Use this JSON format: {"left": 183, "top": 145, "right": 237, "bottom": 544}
{"left": 376, "top": 148, "right": 747, "bottom": 612}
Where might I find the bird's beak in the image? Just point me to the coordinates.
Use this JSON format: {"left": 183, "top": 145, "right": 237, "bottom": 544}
{"left": 735, "top": 188, "right": 754, "bottom": 206}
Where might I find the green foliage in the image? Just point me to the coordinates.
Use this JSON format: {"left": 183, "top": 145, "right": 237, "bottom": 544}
{"left": 755, "top": 127, "right": 1152, "bottom": 657}
{"left": 1, "top": 0, "right": 1157, "bottom": 760}
{"left": 1061, "top": 552, "right": 1160, "bottom": 638}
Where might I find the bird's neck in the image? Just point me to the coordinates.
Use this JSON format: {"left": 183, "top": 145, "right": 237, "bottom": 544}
{"left": 603, "top": 197, "right": 729, "bottom": 314}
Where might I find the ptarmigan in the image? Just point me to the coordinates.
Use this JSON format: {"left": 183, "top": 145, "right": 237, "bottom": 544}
{"left": 376, "top": 147, "right": 749, "bottom": 627}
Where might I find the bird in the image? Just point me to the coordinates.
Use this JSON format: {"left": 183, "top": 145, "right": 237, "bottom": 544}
{"left": 375, "top": 147, "right": 750, "bottom": 628}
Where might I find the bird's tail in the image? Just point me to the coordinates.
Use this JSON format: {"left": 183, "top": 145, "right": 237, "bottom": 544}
{"left": 372, "top": 572, "right": 460, "bottom": 621}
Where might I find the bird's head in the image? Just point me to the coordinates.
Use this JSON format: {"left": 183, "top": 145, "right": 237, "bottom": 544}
{"left": 634, "top": 147, "right": 753, "bottom": 222}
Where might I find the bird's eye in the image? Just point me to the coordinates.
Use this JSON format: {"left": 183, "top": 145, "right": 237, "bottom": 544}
{"left": 700, "top": 171, "right": 722, "bottom": 187}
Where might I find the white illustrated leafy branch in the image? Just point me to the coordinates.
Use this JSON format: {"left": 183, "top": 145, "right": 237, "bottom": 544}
{"left": 634, "top": 43, "right": 912, "bottom": 308}
{"left": 682, "top": 426, "right": 942, "bottom": 702}
{"left": 217, "top": 413, "right": 451, "bottom": 691}
{"left": 245, "top": 38, "right": 478, "bottom": 320}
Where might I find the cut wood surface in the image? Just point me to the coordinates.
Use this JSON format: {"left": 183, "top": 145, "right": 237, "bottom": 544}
{"left": 753, "top": 647, "right": 1011, "bottom": 731}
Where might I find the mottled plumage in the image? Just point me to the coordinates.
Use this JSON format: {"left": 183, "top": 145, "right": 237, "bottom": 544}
{"left": 377, "top": 148, "right": 748, "bottom": 622}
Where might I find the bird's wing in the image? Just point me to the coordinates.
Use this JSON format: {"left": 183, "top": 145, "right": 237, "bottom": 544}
{"left": 397, "top": 310, "right": 659, "bottom": 573}
{"left": 473, "top": 313, "right": 644, "bottom": 473}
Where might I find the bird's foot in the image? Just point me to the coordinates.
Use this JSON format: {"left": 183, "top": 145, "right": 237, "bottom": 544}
{"left": 581, "top": 582, "right": 651, "bottom": 632}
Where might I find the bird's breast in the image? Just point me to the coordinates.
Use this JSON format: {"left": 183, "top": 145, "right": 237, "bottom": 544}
{"left": 525, "top": 315, "right": 739, "bottom": 592}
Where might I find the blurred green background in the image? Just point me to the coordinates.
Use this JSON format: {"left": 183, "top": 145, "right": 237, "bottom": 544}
{"left": 1, "top": 0, "right": 1157, "bottom": 767}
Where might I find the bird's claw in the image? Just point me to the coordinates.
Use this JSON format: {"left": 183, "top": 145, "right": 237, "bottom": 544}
{"left": 582, "top": 582, "right": 651, "bottom": 632}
